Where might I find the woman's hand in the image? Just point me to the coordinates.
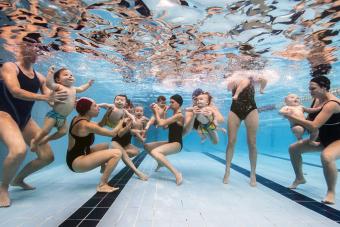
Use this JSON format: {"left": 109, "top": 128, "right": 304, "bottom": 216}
{"left": 47, "top": 89, "right": 68, "bottom": 105}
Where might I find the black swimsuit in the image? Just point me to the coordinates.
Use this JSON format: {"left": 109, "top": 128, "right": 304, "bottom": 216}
{"left": 230, "top": 80, "right": 257, "bottom": 121}
{"left": 316, "top": 100, "right": 340, "bottom": 147}
{"left": 112, "top": 123, "right": 132, "bottom": 147}
{"left": 66, "top": 117, "right": 95, "bottom": 172}
{"left": 0, "top": 64, "right": 40, "bottom": 129}
{"left": 168, "top": 121, "right": 183, "bottom": 150}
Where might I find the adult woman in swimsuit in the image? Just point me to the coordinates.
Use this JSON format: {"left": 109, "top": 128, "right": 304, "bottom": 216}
{"left": 223, "top": 77, "right": 261, "bottom": 186}
{"left": 144, "top": 94, "right": 184, "bottom": 185}
{"left": 67, "top": 98, "right": 122, "bottom": 193}
{"left": 0, "top": 43, "right": 68, "bottom": 207}
{"left": 109, "top": 116, "right": 148, "bottom": 181}
{"left": 283, "top": 76, "right": 340, "bottom": 204}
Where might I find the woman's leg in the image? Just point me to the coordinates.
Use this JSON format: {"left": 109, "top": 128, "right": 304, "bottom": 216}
{"left": 72, "top": 146, "right": 122, "bottom": 192}
{"left": 148, "top": 142, "right": 182, "bottom": 185}
{"left": 112, "top": 141, "right": 147, "bottom": 181}
{"left": 244, "top": 109, "right": 259, "bottom": 186}
{"left": 320, "top": 140, "right": 340, "bottom": 204}
{"left": 12, "top": 118, "right": 55, "bottom": 190}
{"left": 288, "top": 140, "right": 321, "bottom": 189}
{"left": 124, "top": 143, "right": 140, "bottom": 158}
{"left": 144, "top": 141, "right": 168, "bottom": 171}
{"left": 223, "top": 111, "right": 241, "bottom": 184}
{"left": 0, "top": 112, "right": 27, "bottom": 207}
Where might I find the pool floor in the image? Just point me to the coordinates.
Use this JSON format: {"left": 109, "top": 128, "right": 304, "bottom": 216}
{"left": 1, "top": 150, "right": 339, "bottom": 227}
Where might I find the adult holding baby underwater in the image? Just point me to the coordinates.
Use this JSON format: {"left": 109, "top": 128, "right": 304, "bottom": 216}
{"left": 283, "top": 76, "right": 340, "bottom": 204}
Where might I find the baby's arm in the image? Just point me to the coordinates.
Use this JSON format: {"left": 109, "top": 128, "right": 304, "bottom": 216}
{"left": 98, "top": 103, "right": 115, "bottom": 109}
{"left": 75, "top": 79, "right": 94, "bottom": 93}
{"left": 46, "top": 66, "right": 60, "bottom": 91}
{"left": 123, "top": 109, "right": 136, "bottom": 124}
{"left": 279, "top": 106, "right": 290, "bottom": 115}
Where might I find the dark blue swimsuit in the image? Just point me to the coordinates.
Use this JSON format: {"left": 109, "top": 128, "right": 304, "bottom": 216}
{"left": 0, "top": 64, "right": 40, "bottom": 130}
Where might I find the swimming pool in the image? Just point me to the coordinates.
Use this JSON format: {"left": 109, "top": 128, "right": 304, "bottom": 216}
{"left": 0, "top": 0, "right": 339, "bottom": 226}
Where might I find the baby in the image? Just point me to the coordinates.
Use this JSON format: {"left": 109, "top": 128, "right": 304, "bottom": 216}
{"left": 145, "top": 95, "right": 168, "bottom": 131}
{"left": 226, "top": 74, "right": 267, "bottom": 100}
{"left": 30, "top": 66, "right": 94, "bottom": 151}
{"left": 98, "top": 94, "right": 136, "bottom": 128}
{"left": 187, "top": 92, "right": 226, "bottom": 144}
{"left": 279, "top": 93, "right": 320, "bottom": 145}
{"left": 131, "top": 106, "right": 149, "bottom": 143}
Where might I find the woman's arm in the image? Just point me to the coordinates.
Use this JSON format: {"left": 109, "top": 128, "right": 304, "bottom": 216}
{"left": 153, "top": 107, "right": 182, "bottom": 127}
{"left": 85, "top": 120, "right": 120, "bottom": 137}
{"left": 285, "top": 102, "right": 337, "bottom": 131}
{"left": 182, "top": 110, "right": 196, "bottom": 136}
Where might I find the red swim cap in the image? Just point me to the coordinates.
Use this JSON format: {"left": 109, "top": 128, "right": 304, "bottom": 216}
{"left": 76, "top": 97, "right": 94, "bottom": 115}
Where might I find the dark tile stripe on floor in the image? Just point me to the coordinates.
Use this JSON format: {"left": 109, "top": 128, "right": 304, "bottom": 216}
{"left": 260, "top": 152, "right": 340, "bottom": 172}
{"left": 59, "top": 151, "right": 147, "bottom": 227}
{"left": 203, "top": 152, "right": 340, "bottom": 224}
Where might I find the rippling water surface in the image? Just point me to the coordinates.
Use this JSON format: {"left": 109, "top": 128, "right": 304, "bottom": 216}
{"left": 0, "top": 0, "right": 339, "bottom": 121}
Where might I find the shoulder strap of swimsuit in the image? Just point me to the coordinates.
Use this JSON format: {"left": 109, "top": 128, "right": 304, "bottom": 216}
{"left": 310, "top": 98, "right": 316, "bottom": 108}
{"left": 69, "top": 117, "right": 89, "bottom": 136}
{"left": 321, "top": 100, "right": 340, "bottom": 109}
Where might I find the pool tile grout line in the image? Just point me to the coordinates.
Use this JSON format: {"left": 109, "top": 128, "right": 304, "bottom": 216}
{"left": 203, "top": 152, "right": 340, "bottom": 223}
{"left": 59, "top": 151, "right": 147, "bottom": 227}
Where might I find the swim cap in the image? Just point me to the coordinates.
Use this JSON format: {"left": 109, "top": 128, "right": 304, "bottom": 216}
{"left": 192, "top": 88, "right": 203, "bottom": 98}
{"left": 170, "top": 94, "right": 183, "bottom": 106}
{"left": 76, "top": 97, "right": 94, "bottom": 115}
{"left": 310, "top": 76, "right": 331, "bottom": 91}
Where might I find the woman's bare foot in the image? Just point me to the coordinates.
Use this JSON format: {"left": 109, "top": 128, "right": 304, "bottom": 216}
{"left": 0, "top": 187, "right": 10, "bottom": 207}
{"left": 322, "top": 192, "right": 335, "bottom": 205}
{"left": 30, "top": 139, "right": 38, "bottom": 152}
{"left": 223, "top": 171, "right": 230, "bottom": 184}
{"left": 96, "top": 184, "right": 119, "bottom": 193}
{"left": 137, "top": 172, "right": 148, "bottom": 181}
{"left": 175, "top": 172, "right": 183, "bottom": 185}
{"left": 250, "top": 174, "right": 257, "bottom": 187}
{"left": 10, "top": 179, "right": 36, "bottom": 190}
{"left": 288, "top": 178, "right": 306, "bottom": 189}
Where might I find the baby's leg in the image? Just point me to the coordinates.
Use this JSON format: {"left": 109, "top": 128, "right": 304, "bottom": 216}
{"left": 207, "top": 130, "right": 219, "bottom": 145}
{"left": 308, "top": 129, "right": 320, "bottom": 146}
{"left": 291, "top": 125, "right": 304, "bottom": 140}
{"left": 40, "top": 121, "right": 68, "bottom": 145}
{"left": 232, "top": 79, "right": 250, "bottom": 100}
{"left": 30, "top": 117, "right": 56, "bottom": 151}
{"left": 197, "top": 129, "right": 207, "bottom": 143}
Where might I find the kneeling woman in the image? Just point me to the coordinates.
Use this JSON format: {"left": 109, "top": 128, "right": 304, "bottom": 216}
{"left": 67, "top": 97, "right": 123, "bottom": 193}
{"left": 144, "top": 94, "right": 184, "bottom": 185}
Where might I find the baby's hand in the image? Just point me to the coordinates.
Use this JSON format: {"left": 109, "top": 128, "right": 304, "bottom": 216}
{"left": 88, "top": 79, "right": 95, "bottom": 86}
{"left": 48, "top": 65, "right": 55, "bottom": 75}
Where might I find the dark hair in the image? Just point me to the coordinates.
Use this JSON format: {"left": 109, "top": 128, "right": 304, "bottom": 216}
{"left": 115, "top": 94, "right": 127, "bottom": 101}
{"left": 157, "top": 95, "right": 166, "bottom": 102}
{"left": 53, "top": 68, "right": 68, "bottom": 83}
{"left": 311, "top": 64, "right": 331, "bottom": 77}
{"left": 310, "top": 76, "right": 331, "bottom": 91}
{"left": 170, "top": 94, "right": 183, "bottom": 106}
{"left": 192, "top": 88, "right": 203, "bottom": 98}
